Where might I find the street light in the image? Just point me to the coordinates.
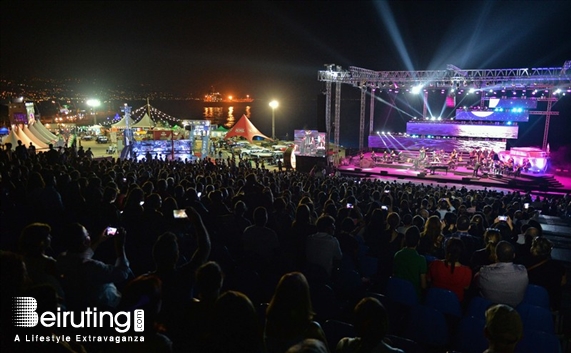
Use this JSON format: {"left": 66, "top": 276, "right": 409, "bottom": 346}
{"left": 269, "top": 100, "right": 279, "bottom": 140}
{"left": 86, "top": 99, "right": 101, "bottom": 126}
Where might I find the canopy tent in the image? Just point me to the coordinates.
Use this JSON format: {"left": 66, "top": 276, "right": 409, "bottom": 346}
{"left": 22, "top": 125, "right": 49, "bottom": 148}
{"left": 29, "top": 123, "right": 55, "bottom": 142}
{"left": 224, "top": 114, "right": 271, "bottom": 143}
{"left": 214, "top": 125, "right": 228, "bottom": 132}
{"left": 34, "top": 120, "right": 59, "bottom": 140}
{"left": 1, "top": 129, "right": 19, "bottom": 147}
{"left": 132, "top": 113, "right": 155, "bottom": 128}
{"left": 112, "top": 116, "right": 136, "bottom": 128}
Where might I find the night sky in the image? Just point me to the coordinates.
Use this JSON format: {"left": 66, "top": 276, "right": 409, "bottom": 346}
{"left": 2, "top": 1, "right": 570, "bottom": 148}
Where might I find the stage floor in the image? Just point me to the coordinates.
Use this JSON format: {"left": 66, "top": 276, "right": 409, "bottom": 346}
{"left": 337, "top": 157, "right": 571, "bottom": 195}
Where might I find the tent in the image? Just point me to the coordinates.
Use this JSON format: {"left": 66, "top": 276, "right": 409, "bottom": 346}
{"left": 34, "top": 120, "right": 59, "bottom": 140}
{"left": 112, "top": 116, "right": 136, "bottom": 128}
{"left": 224, "top": 114, "right": 271, "bottom": 143}
{"left": 132, "top": 113, "right": 155, "bottom": 128}
{"left": 22, "top": 125, "right": 49, "bottom": 148}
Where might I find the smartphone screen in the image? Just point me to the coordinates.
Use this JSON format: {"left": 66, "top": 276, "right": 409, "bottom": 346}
{"left": 346, "top": 203, "right": 354, "bottom": 209}
{"left": 524, "top": 203, "right": 529, "bottom": 209}
{"left": 499, "top": 216, "right": 508, "bottom": 221}
{"left": 381, "top": 205, "right": 389, "bottom": 210}
{"left": 106, "top": 227, "right": 118, "bottom": 236}
{"left": 197, "top": 192, "right": 202, "bottom": 197}
{"left": 173, "top": 209, "right": 188, "bottom": 218}
{"left": 140, "top": 201, "right": 145, "bottom": 206}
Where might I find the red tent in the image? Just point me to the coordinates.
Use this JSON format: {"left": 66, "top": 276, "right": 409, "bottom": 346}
{"left": 224, "top": 114, "right": 272, "bottom": 142}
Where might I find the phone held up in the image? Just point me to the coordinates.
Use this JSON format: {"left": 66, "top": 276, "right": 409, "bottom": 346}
{"left": 106, "top": 227, "right": 118, "bottom": 236}
{"left": 173, "top": 209, "right": 188, "bottom": 219}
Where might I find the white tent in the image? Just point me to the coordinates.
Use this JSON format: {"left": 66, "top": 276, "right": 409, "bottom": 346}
{"left": 1, "top": 129, "right": 19, "bottom": 148}
{"left": 29, "top": 123, "right": 55, "bottom": 142}
{"left": 34, "top": 120, "right": 58, "bottom": 140}
{"left": 22, "top": 125, "right": 49, "bottom": 148}
{"left": 132, "top": 113, "right": 155, "bottom": 128}
{"left": 14, "top": 127, "right": 36, "bottom": 148}
{"left": 112, "top": 116, "right": 136, "bottom": 128}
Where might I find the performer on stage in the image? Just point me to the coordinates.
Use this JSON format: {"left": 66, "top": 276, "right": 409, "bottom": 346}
{"left": 419, "top": 146, "right": 426, "bottom": 162}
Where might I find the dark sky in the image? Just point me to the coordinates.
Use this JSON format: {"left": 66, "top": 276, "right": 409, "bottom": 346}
{"left": 2, "top": 0, "right": 570, "bottom": 101}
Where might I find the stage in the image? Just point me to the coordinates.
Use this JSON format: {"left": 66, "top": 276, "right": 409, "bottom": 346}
{"left": 337, "top": 153, "right": 571, "bottom": 195}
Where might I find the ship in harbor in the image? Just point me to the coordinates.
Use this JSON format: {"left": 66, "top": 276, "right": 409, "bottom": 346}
{"left": 203, "top": 87, "right": 253, "bottom": 104}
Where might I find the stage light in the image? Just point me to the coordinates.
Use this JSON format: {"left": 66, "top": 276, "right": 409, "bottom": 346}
{"left": 555, "top": 88, "right": 562, "bottom": 94}
{"left": 507, "top": 121, "right": 512, "bottom": 125}
{"left": 469, "top": 88, "right": 475, "bottom": 94}
{"left": 411, "top": 85, "right": 422, "bottom": 94}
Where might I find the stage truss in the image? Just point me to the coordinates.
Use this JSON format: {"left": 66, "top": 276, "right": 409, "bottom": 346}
{"left": 318, "top": 61, "right": 571, "bottom": 159}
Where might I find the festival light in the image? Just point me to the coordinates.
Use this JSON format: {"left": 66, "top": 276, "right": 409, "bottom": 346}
{"left": 411, "top": 85, "right": 422, "bottom": 94}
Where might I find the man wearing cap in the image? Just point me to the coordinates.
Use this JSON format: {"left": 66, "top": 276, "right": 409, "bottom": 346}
{"left": 483, "top": 304, "right": 523, "bottom": 353}
{"left": 475, "top": 241, "right": 528, "bottom": 308}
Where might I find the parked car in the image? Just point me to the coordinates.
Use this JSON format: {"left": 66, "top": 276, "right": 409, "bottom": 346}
{"left": 81, "top": 135, "right": 94, "bottom": 141}
{"left": 96, "top": 135, "right": 108, "bottom": 144}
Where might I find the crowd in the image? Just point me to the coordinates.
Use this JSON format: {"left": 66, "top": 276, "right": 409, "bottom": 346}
{"left": 0, "top": 145, "right": 569, "bottom": 353}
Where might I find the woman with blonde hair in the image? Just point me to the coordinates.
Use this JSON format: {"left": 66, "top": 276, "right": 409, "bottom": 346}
{"left": 264, "top": 272, "right": 328, "bottom": 353}
{"left": 418, "top": 215, "right": 444, "bottom": 259}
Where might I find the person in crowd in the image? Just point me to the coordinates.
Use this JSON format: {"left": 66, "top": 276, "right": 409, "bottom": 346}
{"left": 436, "top": 198, "right": 455, "bottom": 219}
{"left": 393, "top": 226, "right": 427, "bottom": 298}
{"left": 56, "top": 223, "right": 130, "bottom": 310}
{"left": 513, "top": 226, "right": 540, "bottom": 265}
{"left": 242, "top": 206, "right": 280, "bottom": 264}
{"left": 14, "top": 140, "right": 28, "bottom": 161}
{"left": 418, "top": 214, "right": 445, "bottom": 259}
{"left": 174, "top": 261, "right": 224, "bottom": 352}
{"left": 115, "top": 274, "right": 172, "bottom": 353}
{"left": 474, "top": 241, "right": 528, "bottom": 308}
{"left": 306, "top": 215, "right": 342, "bottom": 278}
{"left": 428, "top": 237, "right": 472, "bottom": 302}
{"left": 290, "top": 204, "right": 318, "bottom": 269}
{"left": 470, "top": 228, "right": 501, "bottom": 273}
{"left": 449, "top": 215, "right": 478, "bottom": 266}
{"left": 483, "top": 304, "right": 523, "bottom": 353}
{"left": 18, "top": 222, "right": 64, "bottom": 299}
{"left": 210, "top": 290, "right": 263, "bottom": 353}
{"left": 378, "top": 212, "right": 404, "bottom": 282}
{"left": 336, "top": 296, "right": 404, "bottom": 353}
{"left": 526, "top": 236, "right": 566, "bottom": 310}
{"left": 151, "top": 207, "right": 211, "bottom": 329}
{"left": 264, "top": 272, "right": 329, "bottom": 353}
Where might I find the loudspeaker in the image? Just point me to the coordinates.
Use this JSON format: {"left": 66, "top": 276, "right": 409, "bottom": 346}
{"left": 417, "top": 172, "right": 426, "bottom": 178}
{"left": 355, "top": 168, "right": 362, "bottom": 172}
{"left": 316, "top": 94, "right": 326, "bottom": 132}
{"left": 380, "top": 171, "right": 388, "bottom": 176}
{"left": 462, "top": 177, "right": 471, "bottom": 182}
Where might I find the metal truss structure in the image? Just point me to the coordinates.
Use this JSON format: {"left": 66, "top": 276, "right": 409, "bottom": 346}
{"left": 318, "top": 61, "right": 570, "bottom": 155}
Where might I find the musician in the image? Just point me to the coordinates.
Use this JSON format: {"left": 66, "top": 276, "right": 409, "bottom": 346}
{"left": 473, "top": 159, "right": 481, "bottom": 177}
{"left": 383, "top": 150, "right": 389, "bottom": 162}
{"left": 449, "top": 149, "right": 458, "bottom": 161}
{"left": 522, "top": 158, "right": 531, "bottom": 172}
{"left": 432, "top": 150, "right": 441, "bottom": 163}
{"left": 371, "top": 150, "right": 376, "bottom": 160}
{"left": 391, "top": 149, "right": 397, "bottom": 161}
{"left": 419, "top": 146, "right": 426, "bottom": 161}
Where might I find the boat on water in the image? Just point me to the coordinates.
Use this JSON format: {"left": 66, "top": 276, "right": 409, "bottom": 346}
{"left": 203, "top": 88, "right": 253, "bottom": 104}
